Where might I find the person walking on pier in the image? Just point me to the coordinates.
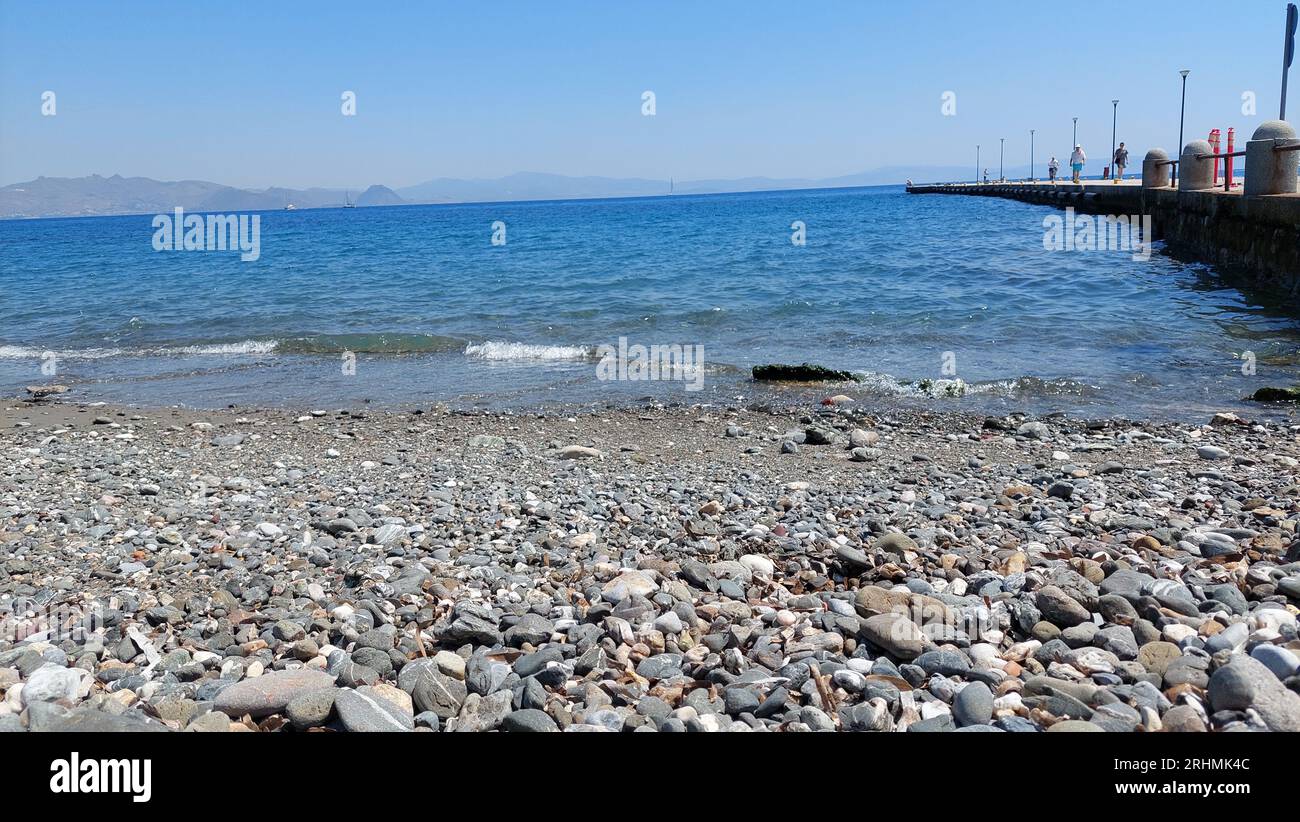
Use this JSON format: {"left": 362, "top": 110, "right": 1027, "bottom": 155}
{"left": 983, "top": 168, "right": 989, "bottom": 184}
{"left": 1069, "top": 145, "right": 1087, "bottom": 183}
{"left": 1113, "top": 142, "right": 1129, "bottom": 183}
{"left": 1048, "top": 156, "right": 1060, "bottom": 183}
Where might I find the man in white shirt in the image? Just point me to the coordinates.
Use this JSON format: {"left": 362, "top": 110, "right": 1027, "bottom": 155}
{"left": 1069, "top": 146, "right": 1087, "bottom": 183}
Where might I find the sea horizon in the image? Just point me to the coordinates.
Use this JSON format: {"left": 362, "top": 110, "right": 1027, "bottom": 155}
{"left": 0, "top": 181, "right": 909, "bottom": 223}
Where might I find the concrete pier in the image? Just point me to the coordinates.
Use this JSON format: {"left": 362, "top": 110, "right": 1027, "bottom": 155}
{"left": 907, "top": 177, "right": 1300, "bottom": 291}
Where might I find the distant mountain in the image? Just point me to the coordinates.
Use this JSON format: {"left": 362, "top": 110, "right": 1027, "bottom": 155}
{"left": 0, "top": 174, "right": 231, "bottom": 219}
{"left": 0, "top": 165, "right": 1024, "bottom": 220}
{"left": 0, "top": 175, "right": 366, "bottom": 218}
{"left": 198, "top": 186, "right": 355, "bottom": 212}
{"left": 355, "top": 185, "right": 404, "bottom": 207}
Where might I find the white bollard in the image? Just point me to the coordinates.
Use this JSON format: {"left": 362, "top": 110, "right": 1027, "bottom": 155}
{"left": 1178, "top": 140, "right": 1215, "bottom": 191}
{"left": 1142, "top": 148, "right": 1171, "bottom": 189}
{"left": 1244, "top": 120, "right": 1299, "bottom": 196}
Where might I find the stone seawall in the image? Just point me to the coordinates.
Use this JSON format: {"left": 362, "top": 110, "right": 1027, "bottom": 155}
{"left": 908, "top": 182, "right": 1300, "bottom": 293}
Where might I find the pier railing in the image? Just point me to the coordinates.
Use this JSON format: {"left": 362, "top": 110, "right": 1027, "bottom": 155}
{"left": 912, "top": 123, "right": 1297, "bottom": 196}
{"left": 1141, "top": 121, "right": 1299, "bottom": 196}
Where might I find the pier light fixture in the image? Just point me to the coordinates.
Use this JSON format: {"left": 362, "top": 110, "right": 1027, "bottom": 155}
{"left": 1178, "top": 70, "right": 1190, "bottom": 185}
{"left": 1111, "top": 100, "right": 1119, "bottom": 182}
{"left": 1283, "top": 4, "right": 1297, "bottom": 119}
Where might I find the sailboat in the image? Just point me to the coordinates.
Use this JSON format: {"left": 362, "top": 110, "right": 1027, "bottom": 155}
{"left": 669, "top": 177, "right": 674, "bottom": 196}
{"left": 343, "top": 190, "right": 356, "bottom": 209}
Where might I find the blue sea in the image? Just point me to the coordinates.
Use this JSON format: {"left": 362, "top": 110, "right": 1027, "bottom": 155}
{"left": 1, "top": 185, "right": 1297, "bottom": 420}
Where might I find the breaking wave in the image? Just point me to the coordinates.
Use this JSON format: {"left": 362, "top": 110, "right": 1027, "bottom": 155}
{"left": 849, "top": 371, "right": 1098, "bottom": 399}
{"left": 0, "top": 334, "right": 468, "bottom": 360}
{"left": 464, "top": 341, "right": 595, "bottom": 361}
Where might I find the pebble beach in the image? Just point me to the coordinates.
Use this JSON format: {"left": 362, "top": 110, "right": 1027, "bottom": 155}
{"left": 2, "top": 398, "right": 1299, "bottom": 733}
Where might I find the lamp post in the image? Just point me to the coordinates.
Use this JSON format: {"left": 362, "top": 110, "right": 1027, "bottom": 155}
{"left": 999, "top": 138, "right": 1005, "bottom": 182}
{"left": 1110, "top": 100, "right": 1119, "bottom": 181}
{"left": 1030, "top": 129, "right": 1036, "bottom": 182}
{"left": 1283, "top": 3, "right": 1297, "bottom": 119}
{"left": 1178, "top": 70, "right": 1190, "bottom": 185}
{"left": 1072, "top": 117, "right": 1078, "bottom": 148}
{"left": 976, "top": 145, "right": 980, "bottom": 185}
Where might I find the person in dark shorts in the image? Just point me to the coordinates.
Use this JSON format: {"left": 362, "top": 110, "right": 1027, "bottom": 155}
{"left": 1113, "top": 142, "right": 1129, "bottom": 182}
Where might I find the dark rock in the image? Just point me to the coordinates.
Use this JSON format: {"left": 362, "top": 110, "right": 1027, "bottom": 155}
{"left": 502, "top": 709, "right": 558, "bottom": 733}
{"left": 1035, "top": 585, "right": 1091, "bottom": 627}
{"left": 953, "top": 681, "right": 993, "bottom": 727}
{"left": 752, "top": 363, "right": 858, "bottom": 383}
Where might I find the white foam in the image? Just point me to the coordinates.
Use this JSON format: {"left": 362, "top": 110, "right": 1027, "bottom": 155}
{"left": 0, "top": 345, "right": 124, "bottom": 360}
{"left": 464, "top": 341, "right": 592, "bottom": 361}
{"left": 156, "top": 341, "right": 279, "bottom": 356}
{"left": 0, "top": 341, "right": 278, "bottom": 360}
{"left": 853, "top": 371, "right": 1019, "bottom": 398}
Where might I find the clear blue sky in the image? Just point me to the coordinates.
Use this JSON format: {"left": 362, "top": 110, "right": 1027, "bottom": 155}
{"left": 0, "top": 0, "right": 1294, "bottom": 187}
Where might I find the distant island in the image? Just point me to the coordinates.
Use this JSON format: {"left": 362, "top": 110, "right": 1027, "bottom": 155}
{"left": 0, "top": 165, "right": 1036, "bottom": 219}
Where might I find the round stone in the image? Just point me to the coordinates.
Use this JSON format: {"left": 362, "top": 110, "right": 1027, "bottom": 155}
{"left": 952, "top": 681, "right": 993, "bottom": 727}
{"left": 653, "top": 611, "right": 684, "bottom": 634}
{"left": 335, "top": 687, "right": 414, "bottom": 732}
{"left": 1035, "top": 586, "right": 1091, "bottom": 628}
{"left": 1251, "top": 645, "right": 1300, "bottom": 680}
{"left": 1136, "top": 641, "right": 1182, "bottom": 675}
{"left": 214, "top": 669, "right": 336, "bottom": 718}
{"left": 502, "top": 709, "right": 559, "bottom": 733}
{"left": 1045, "top": 720, "right": 1104, "bottom": 733}
{"left": 286, "top": 688, "right": 337, "bottom": 730}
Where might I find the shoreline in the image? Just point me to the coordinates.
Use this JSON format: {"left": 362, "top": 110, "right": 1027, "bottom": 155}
{"left": 0, "top": 395, "right": 1288, "bottom": 433}
{"left": 5, "top": 362, "right": 1295, "bottom": 426}
{"left": 2, "top": 397, "right": 1298, "bottom": 733}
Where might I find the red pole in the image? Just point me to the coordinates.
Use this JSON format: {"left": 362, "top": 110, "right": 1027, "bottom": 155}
{"left": 1209, "top": 129, "right": 1221, "bottom": 184}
